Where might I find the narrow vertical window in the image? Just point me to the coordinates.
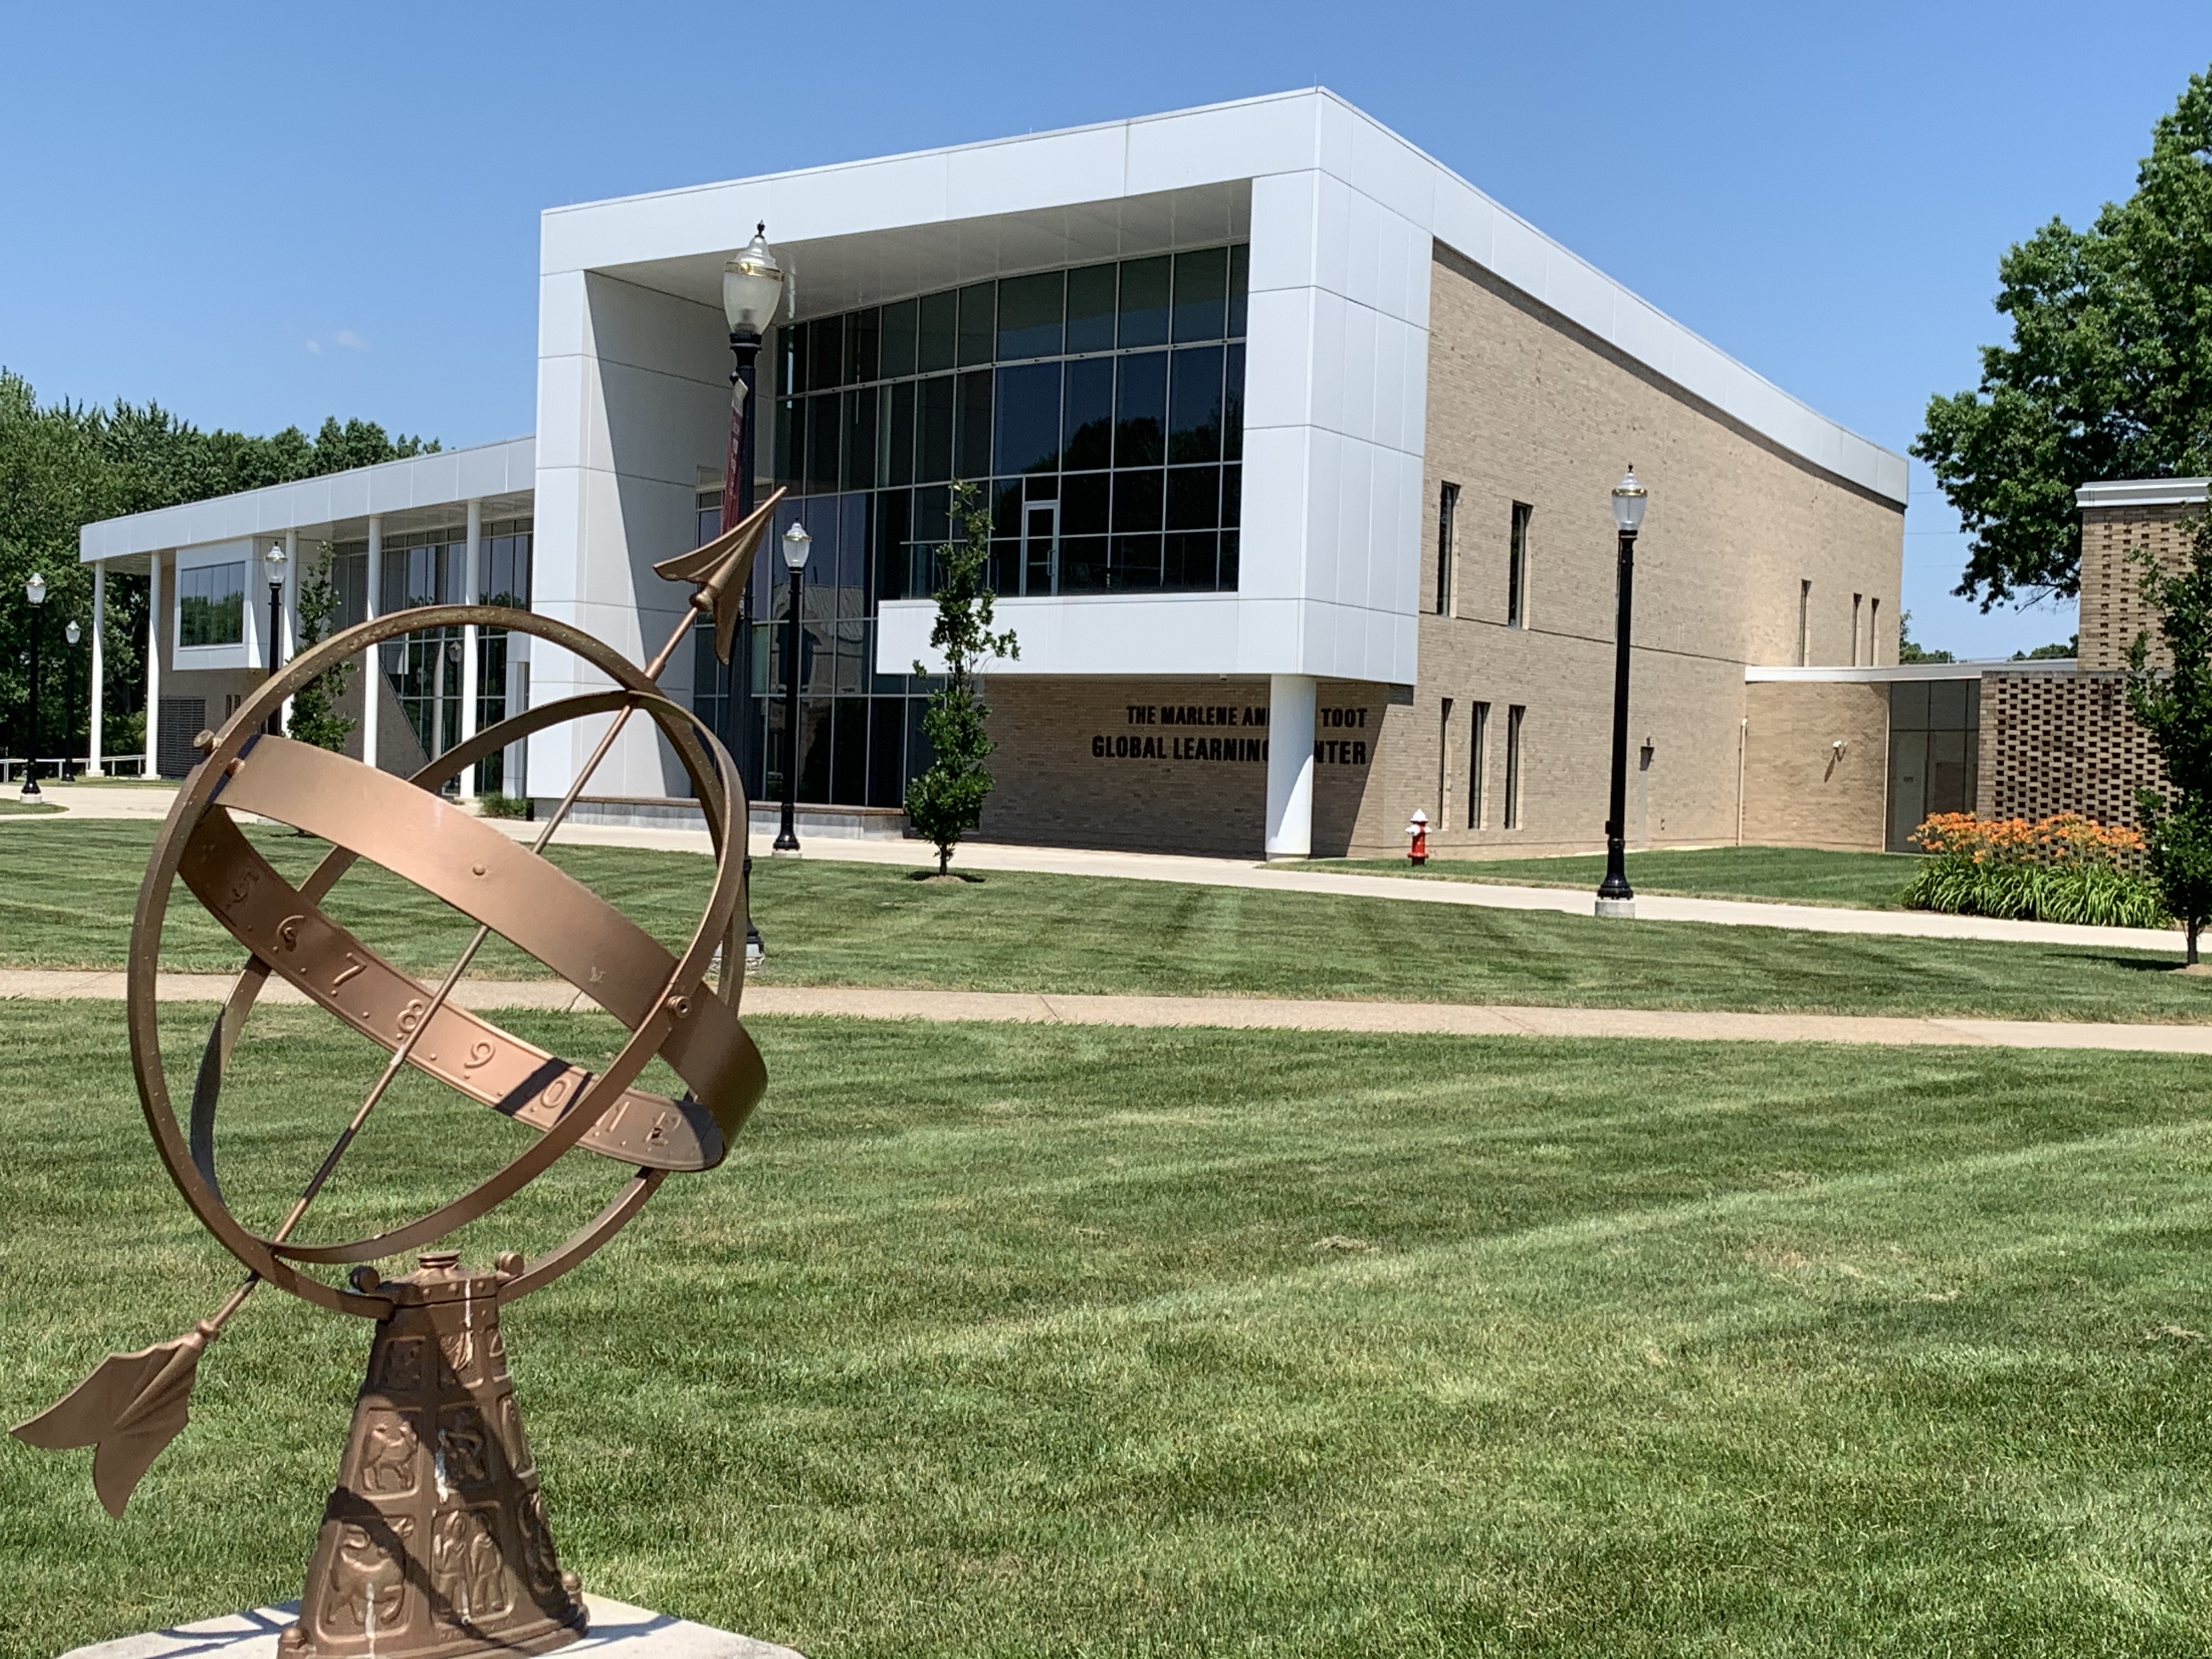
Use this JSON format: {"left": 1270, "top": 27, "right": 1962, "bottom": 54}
{"left": 1468, "top": 701, "right": 1490, "bottom": 828}
{"left": 1869, "top": 597, "right": 1881, "bottom": 665}
{"left": 1852, "top": 593, "right": 1864, "bottom": 665}
{"left": 1508, "top": 503, "right": 1533, "bottom": 628}
{"left": 1436, "top": 697, "right": 1453, "bottom": 829}
{"left": 1798, "top": 579, "right": 1812, "bottom": 666}
{"left": 1435, "top": 482, "right": 1460, "bottom": 616}
{"left": 1504, "top": 704, "right": 1525, "bottom": 829}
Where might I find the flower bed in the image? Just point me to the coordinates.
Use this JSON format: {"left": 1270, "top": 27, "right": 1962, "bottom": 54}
{"left": 1900, "top": 812, "right": 2169, "bottom": 928}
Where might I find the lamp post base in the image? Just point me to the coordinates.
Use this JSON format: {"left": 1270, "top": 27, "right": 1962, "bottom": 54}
{"left": 1594, "top": 896, "right": 1637, "bottom": 921}
{"left": 19, "top": 777, "right": 42, "bottom": 802}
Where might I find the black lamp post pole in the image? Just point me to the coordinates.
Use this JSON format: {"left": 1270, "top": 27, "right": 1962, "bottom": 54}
{"left": 1598, "top": 524, "right": 1637, "bottom": 907}
{"left": 775, "top": 557, "right": 804, "bottom": 853}
{"left": 727, "top": 327, "right": 769, "bottom": 952}
{"left": 266, "top": 578, "right": 285, "bottom": 736}
{"left": 61, "top": 637, "right": 75, "bottom": 782}
{"left": 20, "top": 602, "right": 42, "bottom": 800}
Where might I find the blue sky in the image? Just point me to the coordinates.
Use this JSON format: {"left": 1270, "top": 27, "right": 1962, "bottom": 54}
{"left": 5, "top": 1, "right": 2209, "bottom": 658}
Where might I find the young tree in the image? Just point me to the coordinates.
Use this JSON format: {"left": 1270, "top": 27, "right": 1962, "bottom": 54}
{"left": 2126, "top": 514, "right": 2212, "bottom": 962}
{"left": 1916, "top": 64, "right": 2212, "bottom": 609}
{"left": 284, "top": 544, "right": 356, "bottom": 753}
{"left": 903, "top": 482, "right": 1018, "bottom": 876}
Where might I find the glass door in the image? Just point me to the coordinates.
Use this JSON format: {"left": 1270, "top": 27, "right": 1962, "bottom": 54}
{"left": 1022, "top": 499, "right": 1058, "bottom": 596}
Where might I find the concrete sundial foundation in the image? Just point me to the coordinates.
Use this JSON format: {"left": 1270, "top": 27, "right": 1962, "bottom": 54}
{"left": 57, "top": 1600, "right": 802, "bottom": 1659}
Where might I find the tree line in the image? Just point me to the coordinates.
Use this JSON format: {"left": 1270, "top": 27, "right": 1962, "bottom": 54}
{"left": 0, "top": 368, "right": 434, "bottom": 761}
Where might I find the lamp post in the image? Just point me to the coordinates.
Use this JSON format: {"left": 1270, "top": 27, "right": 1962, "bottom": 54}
{"left": 63, "top": 620, "right": 80, "bottom": 782}
{"left": 721, "top": 223, "right": 784, "bottom": 533}
{"left": 263, "top": 542, "right": 289, "bottom": 735}
{"left": 20, "top": 572, "right": 46, "bottom": 800}
{"left": 774, "top": 522, "right": 812, "bottom": 854}
{"left": 1595, "top": 468, "right": 1647, "bottom": 919}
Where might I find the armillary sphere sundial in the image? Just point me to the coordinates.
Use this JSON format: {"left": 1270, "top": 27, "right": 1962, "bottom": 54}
{"left": 14, "top": 488, "right": 789, "bottom": 1659}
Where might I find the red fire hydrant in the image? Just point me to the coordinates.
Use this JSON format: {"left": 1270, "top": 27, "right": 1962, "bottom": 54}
{"left": 1406, "top": 809, "right": 1430, "bottom": 866}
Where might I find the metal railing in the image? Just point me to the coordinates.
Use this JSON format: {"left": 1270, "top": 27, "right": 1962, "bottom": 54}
{"left": 0, "top": 754, "right": 151, "bottom": 783}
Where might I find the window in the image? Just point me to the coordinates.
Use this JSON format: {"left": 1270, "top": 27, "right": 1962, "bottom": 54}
{"left": 774, "top": 245, "right": 1246, "bottom": 599}
{"left": 1868, "top": 597, "right": 1881, "bottom": 665}
{"left": 1852, "top": 593, "right": 1864, "bottom": 665}
{"left": 1436, "top": 697, "right": 1453, "bottom": 828}
{"left": 1798, "top": 579, "right": 1812, "bottom": 665}
{"left": 1508, "top": 503, "right": 1532, "bottom": 627}
{"left": 1504, "top": 704, "right": 1526, "bottom": 829}
{"left": 1435, "top": 482, "right": 1459, "bottom": 615}
{"left": 1468, "top": 701, "right": 1490, "bottom": 828}
{"left": 178, "top": 561, "right": 245, "bottom": 647}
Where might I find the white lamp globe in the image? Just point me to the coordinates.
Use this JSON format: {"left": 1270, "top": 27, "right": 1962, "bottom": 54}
{"left": 723, "top": 224, "right": 786, "bottom": 339}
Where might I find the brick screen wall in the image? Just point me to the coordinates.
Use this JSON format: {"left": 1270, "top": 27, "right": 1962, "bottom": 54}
{"left": 2079, "top": 501, "right": 2203, "bottom": 670}
{"left": 1975, "top": 669, "right": 2164, "bottom": 826}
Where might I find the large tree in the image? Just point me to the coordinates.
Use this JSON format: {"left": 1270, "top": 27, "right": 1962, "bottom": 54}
{"left": 0, "top": 369, "right": 433, "bottom": 761}
{"left": 1916, "top": 66, "right": 2212, "bottom": 609}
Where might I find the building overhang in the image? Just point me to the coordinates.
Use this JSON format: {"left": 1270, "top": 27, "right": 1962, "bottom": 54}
{"left": 544, "top": 88, "right": 1906, "bottom": 506}
{"left": 78, "top": 436, "right": 535, "bottom": 564}
{"left": 2076, "top": 477, "right": 2210, "bottom": 509}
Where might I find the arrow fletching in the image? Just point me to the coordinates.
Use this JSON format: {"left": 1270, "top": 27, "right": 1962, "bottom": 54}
{"left": 653, "top": 487, "right": 787, "bottom": 666}
{"left": 12, "top": 1322, "right": 215, "bottom": 1517}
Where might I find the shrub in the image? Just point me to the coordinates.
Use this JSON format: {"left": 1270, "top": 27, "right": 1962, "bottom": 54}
{"left": 1900, "top": 812, "right": 2167, "bottom": 928}
{"left": 477, "top": 793, "right": 529, "bottom": 820}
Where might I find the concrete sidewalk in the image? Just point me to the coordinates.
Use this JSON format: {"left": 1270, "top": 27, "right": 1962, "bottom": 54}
{"left": 6, "top": 969, "right": 2210, "bottom": 1054}
{"left": 17, "top": 780, "right": 2188, "bottom": 956}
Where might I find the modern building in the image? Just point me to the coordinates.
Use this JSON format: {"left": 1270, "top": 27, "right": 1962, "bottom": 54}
{"left": 78, "top": 90, "right": 1912, "bottom": 859}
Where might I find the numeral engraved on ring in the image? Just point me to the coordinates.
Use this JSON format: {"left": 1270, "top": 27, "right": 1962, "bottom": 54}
{"left": 397, "top": 998, "right": 427, "bottom": 1036}
{"left": 276, "top": 913, "right": 306, "bottom": 951}
{"left": 463, "top": 1040, "right": 496, "bottom": 1071}
{"left": 332, "top": 953, "right": 365, "bottom": 990}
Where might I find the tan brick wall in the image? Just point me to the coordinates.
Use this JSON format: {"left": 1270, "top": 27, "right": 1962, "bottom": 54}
{"left": 927, "top": 247, "right": 1908, "bottom": 861}
{"left": 2079, "top": 501, "right": 2204, "bottom": 670}
{"left": 1406, "top": 245, "right": 1904, "bottom": 859}
{"left": 976, "top": 676, "right": 1386, "bottom": 857}
{"left": 1740, "top": 682, "right": 1891, "bottom": 851}
{"left": 1976, "top": 669, "right": 2163, "bottom": 827}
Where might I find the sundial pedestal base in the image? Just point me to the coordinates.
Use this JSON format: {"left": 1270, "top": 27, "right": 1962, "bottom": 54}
{"left": 289, "top": 1253, "right": 586, "bottom": 1659}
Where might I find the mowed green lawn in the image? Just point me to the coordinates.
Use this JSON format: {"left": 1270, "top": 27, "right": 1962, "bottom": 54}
{"left": 7, "top": 1001, "right": 2212, "bottom": 1656}
{"left": 1304, "top": 845, "right": 1922, "bottom": 909}
{"left": 0, "top": 820, "right": 2204, "bottom": 1025}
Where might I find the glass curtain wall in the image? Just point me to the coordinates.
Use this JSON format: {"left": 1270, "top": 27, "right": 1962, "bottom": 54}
{"left": 704, "top": 244, "right": 1248, "bottom": 811}
{"left": 328, "top": 520, "right": 532, "bottom": 791}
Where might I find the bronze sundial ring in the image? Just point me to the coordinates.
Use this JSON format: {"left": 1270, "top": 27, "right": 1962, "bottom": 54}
{"left": 130, "top": 604, "right": 759, "bottom": 1317}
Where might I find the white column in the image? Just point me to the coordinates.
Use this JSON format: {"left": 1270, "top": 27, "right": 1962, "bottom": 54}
{"left": 1263, "top": 673, "right": 1317, "bottom": 860}
{"left": 87, "top": 561, "right": 106, "bottom": 776}
{"left": 459, "top": 499, "right": 482, "bottom": 798}
{"left": 364, "top": 515, "right": 382, "bottom": 770}
{"left": 280, "top": 528, "right": 299, "bottom": 734}
{"left": 144, "top": 555, "right": 163, "bottom": 777}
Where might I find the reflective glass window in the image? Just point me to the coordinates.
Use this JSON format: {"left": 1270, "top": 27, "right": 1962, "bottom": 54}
{"left": 1166, "top": 465, "right": 1220, "bottom": 529}
{"left": 1061, "top": 472, "right": 1108, "bottom": 537}
{"left": 807, "top": 317, "right": 844, "bottom": 391}
{"left": 806, "top": 394, "right": 841, "bottom": 491}
{"left": 1065, "top": 263, "right": 1117, "bottom": 354}
{"left": 917, "top": 290, "right": 957, "bottom": 373}
{"left": 957, "top": 283, "right": 995, "bottom": 366}
{"left": 1118, "top": 256, "right": 1170, "bottom": 347}
{"left": 997, "top": 271, "right": 1064, "bottom": 360}
{"left": 1165, "top": 531, "right": 1218, "bottom": 590}
{"left": 845, "top": 308, "right": 879, "bottom": 386}
{"left": 1222, "top": 464, "right": 1242, "bottom": 531}
{"left": 917, "top": 376, "right": 954, "bottom": 482}
{"left": 887, "top": 382, "right": 916, "bottom": 487}
{"left": 956, "top": 370, "right": 993, "bottom": 477}
{"left": 1062, "top": 357, "right": 1113, "bottom": 470}
{"left": 1228, "top": 244, "right": 1249, "bottom": 338}
{"left": 879, "top": 299, "right": 918, "bottom": 379}
{"left": 1115, "top": 351, "right": 1167, "bottom": 467}
{"left": 842, "top": 389, "right": 878, "bottom": 490}
{"left": 993, "top": 362, "right": 1062, "bottom": 476}
{"left": 1169, "top": 345, "right": 1224, "bottom": 463}
{"left": 776, "top": 327, "right": 804, "bottom": 398}
{"left": 1224, "top": 343, "right": 1246, "bottom": 462}
{"left": 1172, "top": 247, "right": 1228, "bottom": 342}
